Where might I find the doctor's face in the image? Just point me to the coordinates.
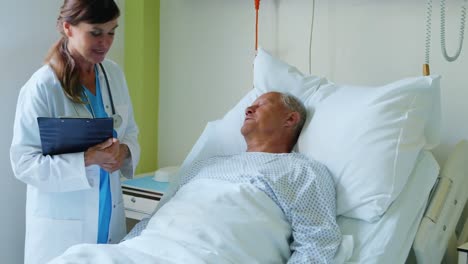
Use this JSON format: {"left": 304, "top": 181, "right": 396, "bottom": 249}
{"left": 64, "top": 19, "right": 118, "bottom": 66}
{"left": 241, "top": 92, "right": 290, "bottom": 138}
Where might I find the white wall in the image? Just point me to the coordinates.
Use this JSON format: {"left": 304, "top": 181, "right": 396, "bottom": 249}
{"left": 0, "top": 0, "right": 124, "bottom": 262}
{"left": 159, "top": 0, "right": 468, "bottom": 167}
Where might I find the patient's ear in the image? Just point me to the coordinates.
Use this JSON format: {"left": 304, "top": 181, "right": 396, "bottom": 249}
{"left": 284, "top": 111, "right": 300, "bottom": 128}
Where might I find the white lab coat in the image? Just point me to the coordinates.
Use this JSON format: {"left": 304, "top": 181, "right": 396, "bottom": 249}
{"left": 10, "top": 59, "right": 140, "bottom": 264}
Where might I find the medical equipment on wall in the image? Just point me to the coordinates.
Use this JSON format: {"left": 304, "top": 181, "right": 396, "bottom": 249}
{"left": 423, "top": 0, "right": 467, "bottom": 75}
{"left": 80, "top": 63, "right": 123, "bottom": 128}
{"left": 254, "top": 0, "right": 260, "bottom": 51}
{"left": 253, "top": 0, "right": 317, "bottom": 75}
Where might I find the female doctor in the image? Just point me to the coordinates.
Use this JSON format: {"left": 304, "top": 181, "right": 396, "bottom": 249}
{"left": 10, "top": 0, "right": 140, "bottom": 263}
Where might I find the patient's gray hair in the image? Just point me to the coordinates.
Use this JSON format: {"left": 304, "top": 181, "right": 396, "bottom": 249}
{"left": 280, "top": 93, "right": 307, "bottom": 137}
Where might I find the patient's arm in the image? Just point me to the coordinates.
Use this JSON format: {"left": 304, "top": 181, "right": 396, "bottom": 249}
{"left": 283, "top": 164, "right": 342, "bottom": 264}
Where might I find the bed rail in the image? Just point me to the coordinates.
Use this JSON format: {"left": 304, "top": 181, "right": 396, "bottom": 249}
{"left": 413, "top": 140, "right": 468, "bottom": 264}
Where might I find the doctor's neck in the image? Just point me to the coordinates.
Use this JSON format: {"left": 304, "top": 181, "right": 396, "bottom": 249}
{"left": 67, "top": 47, "right": 95, "bottom": 75}
{"left": 76, "top": 58, "right": 95, "bottom": 75}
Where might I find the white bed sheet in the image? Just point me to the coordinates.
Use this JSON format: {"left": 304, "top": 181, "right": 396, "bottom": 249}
{"left": 338, "top": 150, "right": 439, "bottom": 264}
{"left": 50, "top": 179, "right": 293, "bottom": 264}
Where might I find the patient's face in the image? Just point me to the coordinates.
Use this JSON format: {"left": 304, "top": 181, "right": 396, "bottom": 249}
{"left": 241, "top": 92, "right": 289, "bottom": 137}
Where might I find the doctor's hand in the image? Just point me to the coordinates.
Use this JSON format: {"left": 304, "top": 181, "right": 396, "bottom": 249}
{"left": 84, "top": 138, "right": 121, "bottom": 172}
{"left": 100, "top": 143, "right": 131, "bottom": 173}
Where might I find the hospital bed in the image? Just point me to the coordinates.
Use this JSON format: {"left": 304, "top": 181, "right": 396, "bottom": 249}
{"left": 50, "top": 48, "right": 468, "bottom": 264}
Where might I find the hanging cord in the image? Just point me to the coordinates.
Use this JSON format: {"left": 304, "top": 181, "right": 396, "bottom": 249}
{"left": 440, "top": 0, "right": 468, "bottom": 62}
{"left": 424, "top": 0, "right": 433, "bottom": 75}
{"left": 255, "top": 0, "right": 261, "bottom": 52}
{"left": 308, "top": 0, "right": 316, "bottom": 74}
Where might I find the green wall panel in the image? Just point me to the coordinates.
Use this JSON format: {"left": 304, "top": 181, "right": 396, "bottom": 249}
{"left": 125, "top": 0, "right": 160, "bottom": 174}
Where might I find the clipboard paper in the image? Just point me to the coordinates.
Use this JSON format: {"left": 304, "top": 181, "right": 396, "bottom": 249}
{"left": 37, "top": 117, "right": 113, "bottom": 155}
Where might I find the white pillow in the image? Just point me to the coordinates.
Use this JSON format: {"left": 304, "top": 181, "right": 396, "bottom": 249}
{"left": 298, "top": 75, "right": 441, "bottom": 222}
{"left": 253, "top": 48, "right": 324, "bottom": 98}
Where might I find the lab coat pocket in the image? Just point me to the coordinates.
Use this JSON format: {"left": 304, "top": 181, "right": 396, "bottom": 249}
{"left": 34, "top": 190, "right": 86, "bottom": 220}
{"left": 114, "top": 104, "right": 128, "bottom": 138}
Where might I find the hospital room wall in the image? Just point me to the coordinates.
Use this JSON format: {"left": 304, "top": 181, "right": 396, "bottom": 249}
{"left": 0, "top": 0, "right": 125, "bottom": 262}
{"left": 124, "top": 0, "right": 160, "bottom": 174}
{"left": 159, "top": 0, "right": 468, "bottom": 168}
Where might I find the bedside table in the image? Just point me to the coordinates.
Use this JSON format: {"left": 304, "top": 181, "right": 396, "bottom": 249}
{"left": 459, "top": 242, "right": 468, "bottom": 264}
{"left": 121, "top": 173, "right": 169, "bottom": 221}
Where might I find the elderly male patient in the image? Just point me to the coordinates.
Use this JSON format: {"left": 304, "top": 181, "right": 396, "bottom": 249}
{"left": 50, "top": 92, "right": 341, "bottom": 264}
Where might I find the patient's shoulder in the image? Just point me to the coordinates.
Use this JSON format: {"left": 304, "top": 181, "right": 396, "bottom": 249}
{"left": 288, "top": 153, "right": 334, "bottom": 183}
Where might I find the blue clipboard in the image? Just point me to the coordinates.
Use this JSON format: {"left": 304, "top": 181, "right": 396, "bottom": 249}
{"left": 37, "top": 117, "right": 113, "bottom": 155}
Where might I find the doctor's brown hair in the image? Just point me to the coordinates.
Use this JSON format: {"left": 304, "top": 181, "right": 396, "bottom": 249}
{"left": 45, "top": 0, "right": 120, "bottom": 103}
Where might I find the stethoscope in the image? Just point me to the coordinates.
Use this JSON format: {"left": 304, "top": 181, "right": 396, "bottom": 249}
{"left": 80, "top": 63, "right": 123, "bottom": 128}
